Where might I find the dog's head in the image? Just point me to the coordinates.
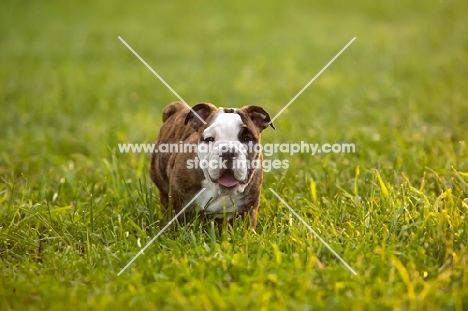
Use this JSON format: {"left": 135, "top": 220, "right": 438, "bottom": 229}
{"left": 184, "top": 103, "right": 275, "bottom": 195}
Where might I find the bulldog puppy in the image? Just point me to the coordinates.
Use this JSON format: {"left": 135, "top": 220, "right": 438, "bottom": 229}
{"left": 149, "top": 101, "right": 275, "bottom": 228}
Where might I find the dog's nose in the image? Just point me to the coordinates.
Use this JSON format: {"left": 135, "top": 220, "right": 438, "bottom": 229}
{"left": 220, "top": 148, "right": 238, "bottom": 170}
{"left": 221, "top": 150, "right": 238, "bottom": 160}
{"left": 218, "top": 144, "right": 238, "bottom": 158}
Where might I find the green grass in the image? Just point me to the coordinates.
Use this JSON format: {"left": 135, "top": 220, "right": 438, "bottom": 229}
{"left": 1, "top": 0, "right": 467, "bottom": 309}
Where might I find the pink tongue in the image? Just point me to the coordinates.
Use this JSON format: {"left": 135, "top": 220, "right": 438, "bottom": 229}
{"left": 217, "top": 171, "right": 239, "bottom": 188}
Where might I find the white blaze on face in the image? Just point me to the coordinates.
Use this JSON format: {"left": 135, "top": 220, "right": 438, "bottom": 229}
{"left": 197, "top": 110, "right": 249, "bottom": 190}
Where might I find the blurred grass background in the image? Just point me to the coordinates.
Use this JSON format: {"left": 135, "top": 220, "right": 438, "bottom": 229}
{"left": 0, "top": 0, "right": 467, "bottom": 309}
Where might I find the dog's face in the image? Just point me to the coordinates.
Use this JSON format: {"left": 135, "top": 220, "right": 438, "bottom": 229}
{"left": 185, "top": 103, "right": 275, "bottom": 195}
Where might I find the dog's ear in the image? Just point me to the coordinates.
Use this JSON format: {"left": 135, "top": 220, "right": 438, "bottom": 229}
{"left": 184, "top": 103, "right": 217, "bottom": 130}
{"left": 240, "top": 105, "right": 275, "bottom": 131}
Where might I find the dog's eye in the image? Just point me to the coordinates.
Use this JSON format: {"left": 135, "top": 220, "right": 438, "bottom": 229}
{"left": 203, "top": 137, "right": 214, "bottom": 143}
{"left": 243, "top": 136, "right": 253, "bottom": 142}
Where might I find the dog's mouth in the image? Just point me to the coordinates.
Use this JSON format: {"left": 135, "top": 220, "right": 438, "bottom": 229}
{"left": 216, "top": 171, "right": 240, "bottom": 188}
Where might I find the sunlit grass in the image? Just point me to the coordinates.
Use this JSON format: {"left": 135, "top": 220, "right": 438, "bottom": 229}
{"left": 0, "top": 0, "right": 467, "bottom": 309}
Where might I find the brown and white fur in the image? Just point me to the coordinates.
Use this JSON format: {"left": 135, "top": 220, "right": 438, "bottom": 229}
{"left": 149, "top": 101, "right": 275, "bottom": 228}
